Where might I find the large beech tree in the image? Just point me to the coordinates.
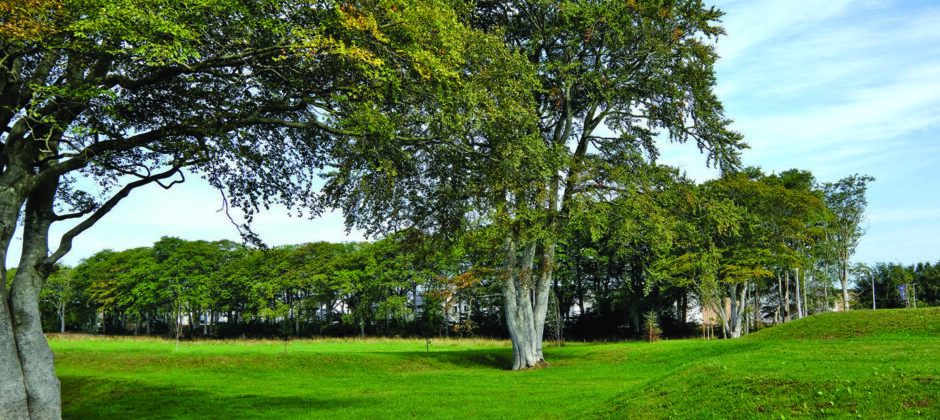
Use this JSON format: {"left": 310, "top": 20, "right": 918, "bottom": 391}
{"left": 0, "top": 0, "right": 517, "bottom": 417}
{"left": 473, "top": 0, "right": 742, "bottom": 367}
{"left": 326, "top": 0, "right": 744, "bottom": 369}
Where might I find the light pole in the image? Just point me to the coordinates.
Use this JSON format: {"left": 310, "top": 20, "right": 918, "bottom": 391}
{"left": 871, "top": 271, "right": 876, "bottom": 310}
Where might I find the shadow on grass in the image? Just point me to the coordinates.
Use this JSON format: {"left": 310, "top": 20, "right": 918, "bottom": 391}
{"left": 380, "top": 348, "right": 515, "bottom": 370}
{"left": 61, "top": 376, "right": 367, "bottom": 420}
{"left": 389, "top": 342, "right": 606, "bottom": 370}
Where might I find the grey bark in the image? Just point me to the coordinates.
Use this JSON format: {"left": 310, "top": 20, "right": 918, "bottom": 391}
{"left": 714, "top": 282, "right": 748, "bottom": 338}
{"left": 3, "top": 177, "right": 63, "bottom": 419}
{"left": 783, "top": 270, "right": 791, "bottom": 322}
{"left": 840, "top": 261, "right": 850, "bottom": 311}
{"left": 501, "top": 232, "right": 545, "bottom": 370}
{"left": 794, "top": 268, "right": 802, "bottom": 319}
{"left": 776, "top": 273, "right": 783, "bottom": 325}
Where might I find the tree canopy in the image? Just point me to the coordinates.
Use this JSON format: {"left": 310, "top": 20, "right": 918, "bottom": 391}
{"left": 1, "top": 0, "right": 531, "bottom": 416}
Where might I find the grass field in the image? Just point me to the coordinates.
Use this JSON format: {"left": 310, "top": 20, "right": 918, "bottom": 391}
{"left": 52, "top": 308, "right": 940, "bottom": 419}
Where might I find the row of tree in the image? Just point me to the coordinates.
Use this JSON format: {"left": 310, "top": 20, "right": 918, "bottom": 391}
{"left": 38, "top": 165, "right": 897, "bottom": 344}
{"left": 853, "top": 262, "right": 940, "bottom": 310}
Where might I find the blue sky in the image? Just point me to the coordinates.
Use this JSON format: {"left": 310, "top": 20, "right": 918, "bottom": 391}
{"left": 31, "top": 0, "right": 940, "bottom": 267}
{"left": 661, "top": 0, "right": 940, "bottom": 266}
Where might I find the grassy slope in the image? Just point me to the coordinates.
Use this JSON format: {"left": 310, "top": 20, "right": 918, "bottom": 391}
{"left": 594, "top": 308, "right": 940, "bottom": 419}
{"left": 52, "top": 308, "right": 940, "bottom": 419}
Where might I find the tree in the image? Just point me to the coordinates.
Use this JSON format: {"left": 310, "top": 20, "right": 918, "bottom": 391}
{"left": 40, "top": 265, "right": 73, "bottom": 334}
{"left": 1, "top": 0, "right": 507, "bottom": 416}
{"left": 912, "top": 262, "right": 940, "bottom": 307}
{"left": 824, "top": 174, "right": 874, "bottom": 311}
{"left": 326, "top": 0, "right": 743, "bottom": 369}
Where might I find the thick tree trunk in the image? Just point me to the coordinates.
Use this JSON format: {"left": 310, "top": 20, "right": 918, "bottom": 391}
{"left": 501, "top": 232, "right": 546, "bottom": 370}
{"left": 11, "top": 269, "right": 61, "bottom": 420}
{"left": 715, "top": 283, "right": 748, "bottom": 338}
{"left": 531, "top": 239, "right": 555, "bottom": 361}
{"left": 0, "top": 273, "right": 30, "bottom": 418}
{"left": 0, "top": 177, "right": 63, "bottom": 419}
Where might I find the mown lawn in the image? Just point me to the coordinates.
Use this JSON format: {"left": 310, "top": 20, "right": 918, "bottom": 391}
{"left": 52, "top": 308, "right": 940, "bottom": 419}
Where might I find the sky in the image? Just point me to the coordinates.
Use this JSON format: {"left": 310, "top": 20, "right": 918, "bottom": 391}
{"left": 22, "top": 0, "right": 940, "bottom": 267}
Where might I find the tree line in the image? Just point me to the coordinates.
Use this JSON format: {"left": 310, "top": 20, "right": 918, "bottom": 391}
{"left": 37, "top": 166, "right": 922, "bottom": 343}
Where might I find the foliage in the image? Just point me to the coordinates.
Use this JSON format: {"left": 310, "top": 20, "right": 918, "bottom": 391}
{"left": 824, "top": 174, "right": 875, "bottom": 310}
{"left": 642, "top": 311, "right": 661, "bottom": 343}
{"left": 855, "top": 262, "right": 940, "bottom": 309}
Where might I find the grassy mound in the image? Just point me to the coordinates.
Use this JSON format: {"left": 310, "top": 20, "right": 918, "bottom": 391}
{"left": 747, "top": 307, "right": 940, "bottom": 341}
{"left": 593, "top": 308, "right": 940, "bottom": 419}
{"left": 51, "top": 309, "right": 939, "bottom": 419}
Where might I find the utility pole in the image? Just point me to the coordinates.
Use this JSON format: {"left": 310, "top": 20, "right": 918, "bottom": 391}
{"left": 871, "top": 271, "right": 876, "bottom": 310}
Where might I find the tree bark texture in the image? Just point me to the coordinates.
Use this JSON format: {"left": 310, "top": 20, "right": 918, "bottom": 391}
{"left": 840, "top": 260, "right": 850, "bottom": 311}
{"left": 501, "top": 231, "right": 548, "bottom": 370}
{"left": 0, "top": 179, "right": 62, "bottom": 419}
{"left": 794, "top": 268, "right": 803, "bottom": 319}
{"left": 715, "top": 282, "right": 748, "bottom": 339}
{"left": 783, "top": 270, "right": 791, "bottom": 322}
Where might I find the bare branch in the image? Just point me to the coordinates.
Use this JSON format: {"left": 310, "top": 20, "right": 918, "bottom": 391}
{"left": 44, "top": 166, "right": 184, "bottom": 264}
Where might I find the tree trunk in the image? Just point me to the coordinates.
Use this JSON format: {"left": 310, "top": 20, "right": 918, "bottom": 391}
{"left": 1, "top": 178, "right": 62, "bottom": 419}
{"left": 294, "top": 306, "right": 300, "bottom": 335}
{"left": 59, "top": 305, "right": 66, "bottom": 334}
{"left": 715, "top": 283, "right": 748, "bottom": 338}
{"left": 794, "top": 268, "right": 802, "bottom": 319}
{"left": 840, "top": 257, "right": 850, "bottom": 311}
{"left": 532, "top": 238, "right": 555, "bottom": 361}
{"left": 501, "top": 232, "right": 546, "bottom": 370}
{"left": 776, "top": 273, "right": 783, "bottom": 324}
{"left": 681, "top": 290, "right": 688, "bottom": 325}
{"left": 443, "top": 300, "right": 449, "bottom": 338}
{"left": 803, "top": 271, "right": 809, "bottom": 316}
{"left": 0, "top": 270, "right": 30, "bottom": 418}
{"left": 753, "top": 281, "right": 760, "bottom": 330}
{"left": 783, "top": 270, "right": 791, "bottom": 322}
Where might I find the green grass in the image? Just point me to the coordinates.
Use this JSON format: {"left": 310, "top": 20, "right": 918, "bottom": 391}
{"left": 52, "top": 308, "right": 940, "bottom": 419}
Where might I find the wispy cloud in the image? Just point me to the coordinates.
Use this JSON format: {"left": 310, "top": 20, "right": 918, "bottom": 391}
{"left": 709, "top": 0, "right": 940, "bottom": 181}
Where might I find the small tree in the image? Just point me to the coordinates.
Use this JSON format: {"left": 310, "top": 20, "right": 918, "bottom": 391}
{"left": 642, "top": 311, "right": 662, "bottom": 343}
{"left": 546, "top": 288, "right": 564, "bottom": 347}
{"left": 41, "top": 266, "right": 74, "bottom": 333}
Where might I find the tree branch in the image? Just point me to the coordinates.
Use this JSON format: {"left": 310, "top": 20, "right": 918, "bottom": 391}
{"left": 44, "top": 165, "right": 184, "bottom": 264}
